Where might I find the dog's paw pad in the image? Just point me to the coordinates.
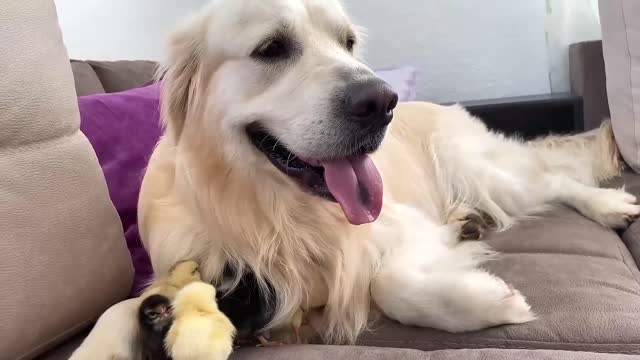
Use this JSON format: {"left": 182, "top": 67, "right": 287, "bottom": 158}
{"left": 460, "top": 220, "right": 484, "bottom": 240}
{"left": 458, "top": 213, "right": 491, "bottom": 241}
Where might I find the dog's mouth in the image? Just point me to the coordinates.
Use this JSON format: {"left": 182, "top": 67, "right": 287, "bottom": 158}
{"left": 246, "top": 125, "right": 383, "bottom": 225}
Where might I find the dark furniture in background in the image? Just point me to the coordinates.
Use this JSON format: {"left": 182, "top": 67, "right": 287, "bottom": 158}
{"left": 457, "top": 93, "right": 584, "bottom": 139}
{"left": 569, "top": 40, "right": 610, "bottom": 131}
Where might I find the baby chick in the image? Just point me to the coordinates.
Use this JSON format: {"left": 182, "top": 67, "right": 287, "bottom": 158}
{"left": 142, "top": 260, "right": 202, "bottom": 300}
{"left": 166, "top": 282, "right": 237, "bottom": 360}
{"left": 138, "top": 295, "right": 173, "bottom": 360}
{"left": 290, "top": 307, "right": 305, "bottom": 344}
{"left": 137, "top": 260, "right": 201, "bottom": 360}
{"left": 216, "top": 268, "right": 279, "bottom": 347}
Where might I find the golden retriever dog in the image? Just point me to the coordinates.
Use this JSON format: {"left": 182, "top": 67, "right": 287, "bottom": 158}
{"left": 71, "top": 0, "right": 639, "bottom": 358}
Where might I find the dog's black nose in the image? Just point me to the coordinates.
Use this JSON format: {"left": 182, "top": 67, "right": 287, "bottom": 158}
{"left": 345, "top": 78, "right": 398, "bottom": 130}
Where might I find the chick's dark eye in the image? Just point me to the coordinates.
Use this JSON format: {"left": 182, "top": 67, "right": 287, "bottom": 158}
{"left": 346, "top": 37, "right": 356, "bottom": 52}
{"left": 253, "top": 38, "right": 289, "bottom": 60}
{"left": 146, "top": 310, "right": 158, "bottom": 320}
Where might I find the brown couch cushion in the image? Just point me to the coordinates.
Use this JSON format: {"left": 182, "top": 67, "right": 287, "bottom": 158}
{"left": 569, "top": 40, "right": 610, "bottom": 131}
{"left": 40, "top": 343, "right": 640, "bottom": 360}
{"left": 359, "top": 207, "right": 640, "bottom": 354}
{"left": 69, "top": 60, "right": 157, "bottom": 96}
{"left": 232, "top": 346, "right": 640, "bottom": 360}
{"left": 0, "top": 2, "right": 133, "bottom": 359}
{"left": 70, "top": 60, "right": 105, "bottom": 96}
{"left": 86, "top": 60, "right": 157, "bottom": 93}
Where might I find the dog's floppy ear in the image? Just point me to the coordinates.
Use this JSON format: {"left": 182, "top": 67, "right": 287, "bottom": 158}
{"left": 157, "top": 17, "right": 204, "bottom": 143}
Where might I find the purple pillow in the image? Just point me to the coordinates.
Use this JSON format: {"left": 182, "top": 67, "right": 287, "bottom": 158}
{"left": 78, "top": 83, "right": 162, "bottom": 296}
{"left": 78, "top": 67, "right": 418, "bottom": 295}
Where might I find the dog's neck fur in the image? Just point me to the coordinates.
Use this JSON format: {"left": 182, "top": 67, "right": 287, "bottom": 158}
{"left": 171, "top": 129, "right": 376, "bottom": 344}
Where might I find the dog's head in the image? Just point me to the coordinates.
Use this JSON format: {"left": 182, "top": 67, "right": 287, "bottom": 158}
{"left": 162, "top": 0, "right": 398, "bottom": 225}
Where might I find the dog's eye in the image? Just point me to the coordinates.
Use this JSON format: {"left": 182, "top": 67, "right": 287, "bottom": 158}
{"left": 346, "top": 37, "right": 356, "bottom": 52}
{"left": 252, "top": 38, "right": 289, "bottom": 61}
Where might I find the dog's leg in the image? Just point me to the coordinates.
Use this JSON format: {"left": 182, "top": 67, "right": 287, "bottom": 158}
{"left": 371, "top": 265, "right": 535, "bottom": 332}
{"left": 461, "top": 142, "right": 640, "bottom": 229}
{"left": 371, "top": 205, "right": 535, "bottom": 333}
{"left": 69, "top": 298, "right": 143, "bottom": 360}
{"left": 545, "top": 174, "right": 640, "bottom": 228}
{"left": 448, "top": 208, "right": 496, "bottom": 241}
{"left": 435, "top": 109, "right": 635, "bottom": 230}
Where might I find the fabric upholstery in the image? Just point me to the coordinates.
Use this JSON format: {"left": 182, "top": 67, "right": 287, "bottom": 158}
{"left": 569, "top": 40, "right": 610, "bottom": 131}
{"left": 359, "top": 207, "right": 640, "bottom": 354}
{"left": 600, "top": 0, "right": 640, "bottom": 173}
{"left": 606, "top": 170, "right": 640, "bottom": 267}
{"left": 615, "top": 170, "right": 640, "bottom": 266}
{"left": 230, "top": 347, "right": 640, "bottom": 360}
{"left": 622, "top": 221, "right": 640, "bottom": 272}
{"left": 0, "top": 1, "right": 132, "bottom": 359}
{"left": 37, "top": 343, "right": 640, "bottom": 360}
{"left": 85, "top": 60, "right": 158, "bottom": 94}
{"left": 70, "top": 60, "right": 105, "bottom": 96}
{"left": 33, "top": 331, "right": 88, "bottom": 360}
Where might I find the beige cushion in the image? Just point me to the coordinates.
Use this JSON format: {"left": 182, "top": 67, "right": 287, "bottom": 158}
{"left": 0, "top": 1, "right": 133, "bottom": 359}
{"left": 359, "top": 207, "right": 640, "bottom": 354}
{"left": 600, "top": 0, "right": 640, "bottom": 172}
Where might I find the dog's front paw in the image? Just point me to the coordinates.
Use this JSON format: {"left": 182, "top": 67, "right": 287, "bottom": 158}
{"left": 459, "top": 213, "right": 486, "bottom": 240}
{"left": 455, "top": 212, "right": 496, "bottom": 241}
{"left": 582, "top": 188, "right": 640, "bottom": 229}
{"left": 495, "top": 287, "right": 537, "bottom": 326}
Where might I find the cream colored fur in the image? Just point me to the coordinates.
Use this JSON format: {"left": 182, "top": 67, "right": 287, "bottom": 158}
{"left": 71, "top": 0, "right": 639, "bottom": 358}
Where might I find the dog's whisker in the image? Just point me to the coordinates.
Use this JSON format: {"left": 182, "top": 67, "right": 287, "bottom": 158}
{"left": 285, "top": 152, "right": 297, "bottom": 172}
{"left": 259, "top": 135, "right": 271, "bottom": 149}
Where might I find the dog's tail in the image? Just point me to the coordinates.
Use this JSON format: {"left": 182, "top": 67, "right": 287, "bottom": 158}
{"left": 529, "top": 119, "right": 623, "bottom": 184}
{"left": 592, "top": 120, "right": 624, "bottom": 181}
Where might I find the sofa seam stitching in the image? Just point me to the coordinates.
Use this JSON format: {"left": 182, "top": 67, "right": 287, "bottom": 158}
{"left": 15, "top": 318, "right": 94, "bottom": 360}
{"left": 358, "top": 340, "right": 640, "bottom": 354}
{"left": 361, "top": 338, "right": 640, "bottom": 347}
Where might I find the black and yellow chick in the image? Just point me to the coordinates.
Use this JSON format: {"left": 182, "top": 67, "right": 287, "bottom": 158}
{"left": 138, "top": 295, "right": 173, "bottom": 360}
{"left": 137, "top": 260, "right": 202, "bottom": 360}
{"left": 142, "top": 260, "right": 202, "bottom": 300}
{"left": 216, "top": 267, "right": 280, "bottom": 346}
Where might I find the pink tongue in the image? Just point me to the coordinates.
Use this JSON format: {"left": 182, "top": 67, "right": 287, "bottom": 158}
{"left": 321, "top": 155, "right": 383, "bottom": 225}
